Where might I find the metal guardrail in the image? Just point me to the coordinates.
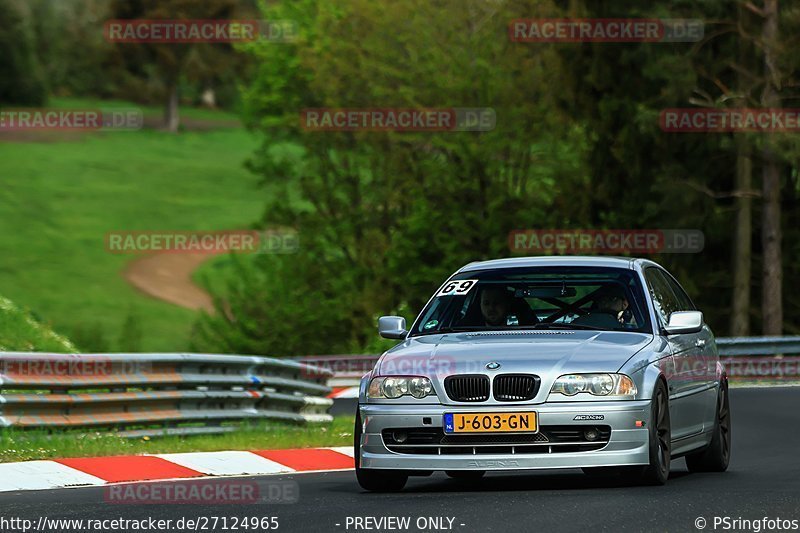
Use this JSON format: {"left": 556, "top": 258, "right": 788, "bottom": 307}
{"left": 295, "top": 354, "right": 380, "bottom": 386}
{"left": 0, "top": 353, "right": 333, "bottom": 436}
{"left": 1, "top": 336, "right": 797, "bottom": 436}
{"left": 717, "top": 336, "right": 800, "bottom": 382}
{"left": 716, "top": 336, "right": 800, "bottom": 356}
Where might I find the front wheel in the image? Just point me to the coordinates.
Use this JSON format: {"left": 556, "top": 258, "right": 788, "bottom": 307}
{"left": 626, "top": 380, "right": 671, "bottom": 486}
{"left": 354, "top": 409, "right": 408, "bottom": 492}
{"left": 686, "top": 379, "right": 731, "bottom": 473}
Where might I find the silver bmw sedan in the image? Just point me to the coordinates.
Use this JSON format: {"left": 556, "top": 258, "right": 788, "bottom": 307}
{"left": 355, "top": 256, "right": 731, "bottom": 491}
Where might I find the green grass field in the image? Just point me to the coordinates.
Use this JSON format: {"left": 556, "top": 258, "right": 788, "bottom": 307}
{"left": 0, "top": 295, "right": 78, "bottom": 352}
{"left": 0, "top": 98, "right": 264, "bottom": 352}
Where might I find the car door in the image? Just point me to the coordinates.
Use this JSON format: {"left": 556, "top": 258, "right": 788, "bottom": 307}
{"left": 662, "top": 271, "right": 718, "bottom": 432}
{"left": 644, "top": 267, "right": 705, "bottom": 439}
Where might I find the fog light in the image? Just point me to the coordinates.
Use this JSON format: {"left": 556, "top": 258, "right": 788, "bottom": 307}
{"left": 584, "top": 428, "right": 599, "bottom": 441}
{"left": 394, "top": 431, "right": 408, "bottom": 444}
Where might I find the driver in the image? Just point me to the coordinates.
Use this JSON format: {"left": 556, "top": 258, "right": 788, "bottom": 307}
{"left": 593, "top": 285, "right": 629, "bottom": 323}
{"left": 480, "top": 286, "right": 513, "bottom": 327}
{"left": 570, "top": 284, "right": 630, "bottom": 329}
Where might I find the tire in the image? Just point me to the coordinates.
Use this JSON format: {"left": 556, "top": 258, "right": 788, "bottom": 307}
{"left": 686, "top": 379, "right": 731, "bottom": 473}
{"left": 354, "top": 409, "right": 408, "bottom": 492}
{"left": 445, "top": 470, "right": 485, "bottom": 481}
{"left": 627, "top": 379, "right": 671, "bottom": 486}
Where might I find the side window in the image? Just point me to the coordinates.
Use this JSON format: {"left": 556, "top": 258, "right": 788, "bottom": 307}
{"left": 663, "top": 272, "right": 695, "bottom": 311}
{"left": 645, "top": 268, "right": 681, "bottom": 327}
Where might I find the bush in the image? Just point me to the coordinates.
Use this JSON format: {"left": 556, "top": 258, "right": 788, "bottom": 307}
{"left": 70, "top": 321, "right": 110, "bottom": 353}
{"left": 191, "top": 253, "right": 353, "bottom": 356}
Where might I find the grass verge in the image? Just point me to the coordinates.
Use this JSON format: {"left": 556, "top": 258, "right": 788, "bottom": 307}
{"left": 0, "top": 417, "right": 354, "bottom": 463}
{"left": 0, "top": 98, "right": 264, "bottom": 352}
{"left": 0, "top": 295, "right": 77, "bottom": 352}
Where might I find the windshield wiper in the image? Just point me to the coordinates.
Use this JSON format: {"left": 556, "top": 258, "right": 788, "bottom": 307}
{"left": 414, "top": 323, "right": 616, "bottom": 336}
{"left": 533, "top": 322, "right": 615, "bottom": 332}
{"left": 430, "top": 326, "right": 484, "bottom": 334}
{"left": 408, "top": 326, "right": 476, "bottom": 337}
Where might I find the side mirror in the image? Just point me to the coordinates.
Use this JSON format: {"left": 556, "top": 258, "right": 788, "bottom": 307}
{"left": 664, "top": 311, "right": 703, "bottom": 335}
{"left": 378, "top": 316, "right": 407, "bottom": 340}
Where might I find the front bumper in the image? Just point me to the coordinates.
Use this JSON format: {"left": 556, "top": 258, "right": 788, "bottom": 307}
{"left": 358, "top": 400, "right": 651, "bottom": 471}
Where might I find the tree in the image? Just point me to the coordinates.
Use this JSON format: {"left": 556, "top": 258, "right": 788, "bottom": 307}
{"left": 108, "top": 0, "right": 239, "bottom": 132}
{"left": 758, "top": 0, "right": 782, "bottom": 334}
{"left": 730, "top": 3, "right": 756, "bottom": 336}
{"left": 0, "top": 0, "right": 47, "bottom": 105}
{"left": 558, "top": 0, "right": 800, "bottom": 335}
{"left": 554, "top": 0, "right": 738, "bottom": 329}
{"left": 197, "top": 0, "right": 800, "bottom": 352}
{"left": 195, "top": 0, "right": 578, "bottom": 353}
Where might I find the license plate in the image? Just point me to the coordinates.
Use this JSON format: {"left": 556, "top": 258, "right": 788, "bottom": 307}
{"left": 443, "top": 412, "right": 537, "bottom": 434}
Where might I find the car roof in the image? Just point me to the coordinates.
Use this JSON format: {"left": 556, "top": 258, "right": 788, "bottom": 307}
{"left": 457, "top": 256, "right": 652, "bottom": 272}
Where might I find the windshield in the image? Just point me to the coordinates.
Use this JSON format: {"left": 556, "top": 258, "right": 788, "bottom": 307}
{"left": 409, "top": 266, "right": 652, "bottom": 336}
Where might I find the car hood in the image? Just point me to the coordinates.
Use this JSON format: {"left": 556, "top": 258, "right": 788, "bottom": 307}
{"left": 375, "top": 330, "right": 654, "bottom": 404}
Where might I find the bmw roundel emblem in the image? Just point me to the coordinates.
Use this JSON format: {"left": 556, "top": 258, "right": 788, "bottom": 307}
{"left": 486, "top": 361, "right": 501, "bottom": 370}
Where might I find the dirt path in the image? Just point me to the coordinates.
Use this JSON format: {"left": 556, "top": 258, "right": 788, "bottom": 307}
{"left": 124, "top": 252, "right": 219, "bottom": 312}
{"left": 2, "top": 112, "right": 241, "bottom": 312}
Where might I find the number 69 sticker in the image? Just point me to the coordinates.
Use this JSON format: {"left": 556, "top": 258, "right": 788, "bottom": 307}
{"left": 436, "top": 279, "right": 478, "bottom": 297}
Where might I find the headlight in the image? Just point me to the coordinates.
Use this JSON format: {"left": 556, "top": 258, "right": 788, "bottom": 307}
{"left": 383, "top": 377, "right": 408, "bottom": 398}
{"left": 367, "top": 376, "right": 435, "bottom": 399}
{"left": 550, "top": 373, "right": 637, "bottom": 397}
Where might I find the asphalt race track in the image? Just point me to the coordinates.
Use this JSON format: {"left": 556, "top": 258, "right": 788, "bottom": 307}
{"left": 1, "top": 387, "right": 798, "bottom": 533}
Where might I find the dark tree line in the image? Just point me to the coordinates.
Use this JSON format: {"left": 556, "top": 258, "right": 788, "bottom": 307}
{"left": 0, "top": 0, "right": 254, "bottom": 131}
{"left": 1, "top": 0, "right": 797, "bottom": 355}
{"left": 191, "top": 0, "right": 800, "bottom": 356}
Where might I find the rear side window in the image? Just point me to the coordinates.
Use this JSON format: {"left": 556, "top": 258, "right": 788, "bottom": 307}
{"left": 644, "top": 268, "right": 681, "bottom": 327}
